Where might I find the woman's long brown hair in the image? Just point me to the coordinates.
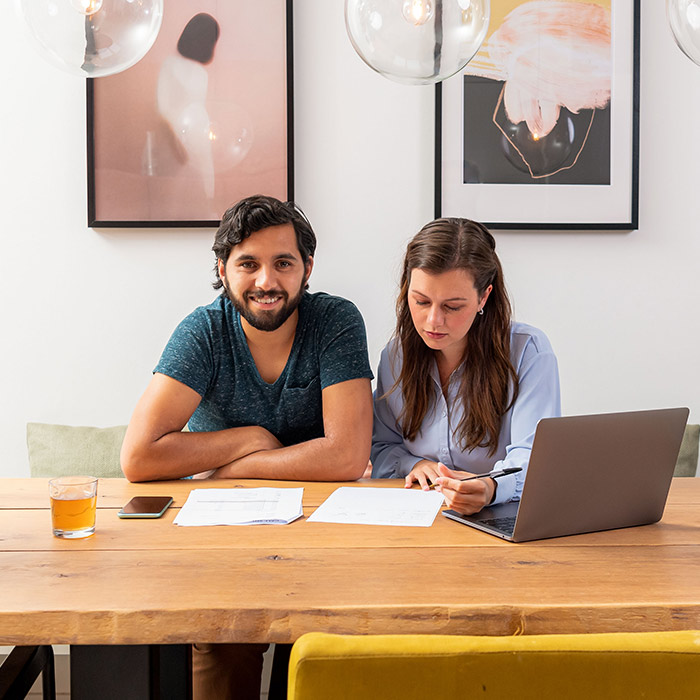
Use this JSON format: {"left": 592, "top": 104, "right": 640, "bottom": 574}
{"left": 393, "top": 218, "right": 519, "bottom": 455}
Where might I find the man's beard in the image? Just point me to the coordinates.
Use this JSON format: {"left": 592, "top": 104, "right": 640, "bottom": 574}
{"left": 224, "top": 281, "right": 305, "bottom": 332}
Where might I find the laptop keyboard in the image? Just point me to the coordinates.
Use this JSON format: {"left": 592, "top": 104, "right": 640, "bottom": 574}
{"left": 479, "top": 515, "right": 516, "bottom": 535}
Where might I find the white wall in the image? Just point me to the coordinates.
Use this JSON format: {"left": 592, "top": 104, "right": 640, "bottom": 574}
{"left": 1, "top": 0, "right": 698, "bottom": 477}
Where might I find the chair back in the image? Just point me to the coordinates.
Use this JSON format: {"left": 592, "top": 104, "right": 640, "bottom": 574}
{"left": 288, "top": 631, "right": 700, "bottom": 700}
{"left": 27, "top": 423, "right": 127, "bottom": 478}
{"left": 675, "top": 424, "right": 700, "bottom": 476}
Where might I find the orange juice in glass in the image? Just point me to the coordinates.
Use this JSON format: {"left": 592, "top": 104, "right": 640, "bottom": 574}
{"left": 49, "top": 476, "right": 98, "bottom": 539}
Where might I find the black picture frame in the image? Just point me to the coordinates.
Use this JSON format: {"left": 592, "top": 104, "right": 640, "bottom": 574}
{"left": 435, "top": 0, "right": 640, "bottom": 230}
{"left": 87, "top": 0, "right": 294, "bottom": 228}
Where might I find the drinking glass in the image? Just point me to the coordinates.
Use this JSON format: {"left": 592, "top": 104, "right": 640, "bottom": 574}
{"left": 49, "top": 476, "right": 98, "bottom": 539}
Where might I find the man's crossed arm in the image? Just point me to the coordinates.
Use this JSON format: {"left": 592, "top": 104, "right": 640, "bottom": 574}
{"left": 120, "top": 373, "right": 372, "bottom": 483}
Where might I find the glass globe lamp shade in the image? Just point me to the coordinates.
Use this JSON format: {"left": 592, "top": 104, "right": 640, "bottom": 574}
{"left": 345, "top": 0, "right": 490, "bottom": 85}
{"left": 668, "top": 0, "right": 700, "bottom": 66}
{"left": 20, "top": 0, "right": 164, "bottom": 78}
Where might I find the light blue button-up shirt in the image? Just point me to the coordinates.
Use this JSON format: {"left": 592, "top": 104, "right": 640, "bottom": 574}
{"left": 371, "top": 322, "right": 561, "bottom": 504}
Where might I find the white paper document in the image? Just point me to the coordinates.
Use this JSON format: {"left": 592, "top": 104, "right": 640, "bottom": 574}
{"left": 174, "top": 488, "right": 304, "bottom": 526}
{"left": 307, "top": 487, "right": 444, "bottom": 527}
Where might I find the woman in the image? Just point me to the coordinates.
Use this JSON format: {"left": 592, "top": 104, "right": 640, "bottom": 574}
{"left": 157, "top": 13, "right": 221, "bottom": 200}
{"left": 371, "top": 218, "right": 560, "bottom": 514}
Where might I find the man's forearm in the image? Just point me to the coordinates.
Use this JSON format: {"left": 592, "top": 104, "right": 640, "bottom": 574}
{"left": 214, "top": 435, "right": 369, "bottom": 482}
{"left": 214, "top": 378, "right": 373, "bottom": 481}
{"left": 121, "top": 426, "right": 280, "bottom": 482}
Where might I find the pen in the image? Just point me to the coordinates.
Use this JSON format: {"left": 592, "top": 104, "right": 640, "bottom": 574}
{"left": 428, "top": 466, "right": 522, "bottom": 489}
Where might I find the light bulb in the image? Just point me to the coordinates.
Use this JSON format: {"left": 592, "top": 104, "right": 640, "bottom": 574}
{"left": 346, "top": 0, "right": 490, "bottom": 85}
{"left": 69, "top": 0, "right": 103, "bottom": 15}
{"left": 402, "top": 0, "right": 434, "bottom": 26}
{"left": 500, "top": 114, "right": 576, "bottom": 178}
{"left": 667, "top": 0, "right": 700, "bottom": 66}
{"left": 20, "top": 0, "right": 164, "bottom": 78}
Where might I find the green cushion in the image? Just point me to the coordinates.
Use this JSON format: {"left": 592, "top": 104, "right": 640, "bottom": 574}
{"left": 27, "top": 423, "right": 127, "bottom": 478}
{"left": 674, "top": 424, "right": 700, "bottom": 477}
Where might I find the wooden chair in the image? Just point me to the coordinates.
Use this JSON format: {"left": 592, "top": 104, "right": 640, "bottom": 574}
{"left": 288, "top": 631, "right": 700, "bottom": 699}
{"left": 0, "top": 646, "right": 56, "bottom": 700}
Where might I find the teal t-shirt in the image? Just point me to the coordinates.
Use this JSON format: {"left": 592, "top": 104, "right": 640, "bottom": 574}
{"left": 154, "top": 291, "right": 373, "bottom": 446}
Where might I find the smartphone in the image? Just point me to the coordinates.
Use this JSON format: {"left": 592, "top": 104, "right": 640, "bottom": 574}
{"left": 117, "top": 496, "right": 173, "bottom": 519}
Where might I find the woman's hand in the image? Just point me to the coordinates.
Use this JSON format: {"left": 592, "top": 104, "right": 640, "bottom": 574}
{"left": 432, "top": 463, "right": 495, "bottom": 514}
{"left": 405, "top": 460, "right": 444, "bottom": 490}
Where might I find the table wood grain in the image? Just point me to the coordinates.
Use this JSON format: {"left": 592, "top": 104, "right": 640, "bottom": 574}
{"left": 1, "top": 478, "right": 699, "bottom": 645}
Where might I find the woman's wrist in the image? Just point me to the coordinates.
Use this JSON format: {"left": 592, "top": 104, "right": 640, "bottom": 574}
{"left": 487, "top": 477, "right": 498, "bottom": 504}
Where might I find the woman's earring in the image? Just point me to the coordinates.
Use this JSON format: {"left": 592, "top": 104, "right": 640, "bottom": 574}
{"left": 478, "top": 307, "right": 484, "bottom": 316}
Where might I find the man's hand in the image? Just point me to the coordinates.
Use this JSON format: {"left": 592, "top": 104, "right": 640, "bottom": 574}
{"left": 239, "top": 426, "right": 284, "bottom": 454}
{"left": 212, "top": 429, "right": 283, "bottom": 478}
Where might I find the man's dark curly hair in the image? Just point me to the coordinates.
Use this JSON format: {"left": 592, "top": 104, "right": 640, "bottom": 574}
{"left": 212, "top": 195, "right": 317, "bottom": 290}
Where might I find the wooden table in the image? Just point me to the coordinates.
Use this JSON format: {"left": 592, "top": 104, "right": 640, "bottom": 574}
{"left": 2, "top": 477, "right": 700, "bottom": 697}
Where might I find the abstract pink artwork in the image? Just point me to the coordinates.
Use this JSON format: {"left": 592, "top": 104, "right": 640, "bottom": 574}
{"left": 464, "top": 0, "right": 611, "bottom": 183}
{"left": 88, "top": 0, "right": 291, "bottom": 227}
{"left": 437, "top": 0, "right": 639, "bottom": 229}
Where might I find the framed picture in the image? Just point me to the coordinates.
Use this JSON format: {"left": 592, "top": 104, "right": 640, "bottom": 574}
{"left": 435, "top": 0, "right": 639, "bottom": 230}
{"left": 87, "top": 0, "right": 293, "bottom": 227}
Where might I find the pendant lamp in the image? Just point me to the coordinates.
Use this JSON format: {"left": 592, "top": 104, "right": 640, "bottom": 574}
{"left": 345, "top": 0, "right": 490, "bottom": 85}
{"left": 20, "top": 0, "right": 164, "bottom": 78}
{"left": 668, "top": 0, "right": 700, "bottom": 66}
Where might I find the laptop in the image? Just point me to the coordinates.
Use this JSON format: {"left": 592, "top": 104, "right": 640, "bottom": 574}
{"left": 443, "top": 407, "right": 689, "bottom": 542}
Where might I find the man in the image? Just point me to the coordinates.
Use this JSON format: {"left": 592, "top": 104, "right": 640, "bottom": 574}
{"left": 121, "top": 195, "right": 373, "bottom": 699}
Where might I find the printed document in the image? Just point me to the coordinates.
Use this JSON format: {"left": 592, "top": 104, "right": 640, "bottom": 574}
{"left": 307, "top": 487, "right": 444, "bottom": 527}
{"left": 174, "top": 488, "right": 303, "bottom": 526}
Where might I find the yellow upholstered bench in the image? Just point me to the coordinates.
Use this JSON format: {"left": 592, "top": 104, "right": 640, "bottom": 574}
{"left": 288, "top": 631, "right": 700, "bottom": 699}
